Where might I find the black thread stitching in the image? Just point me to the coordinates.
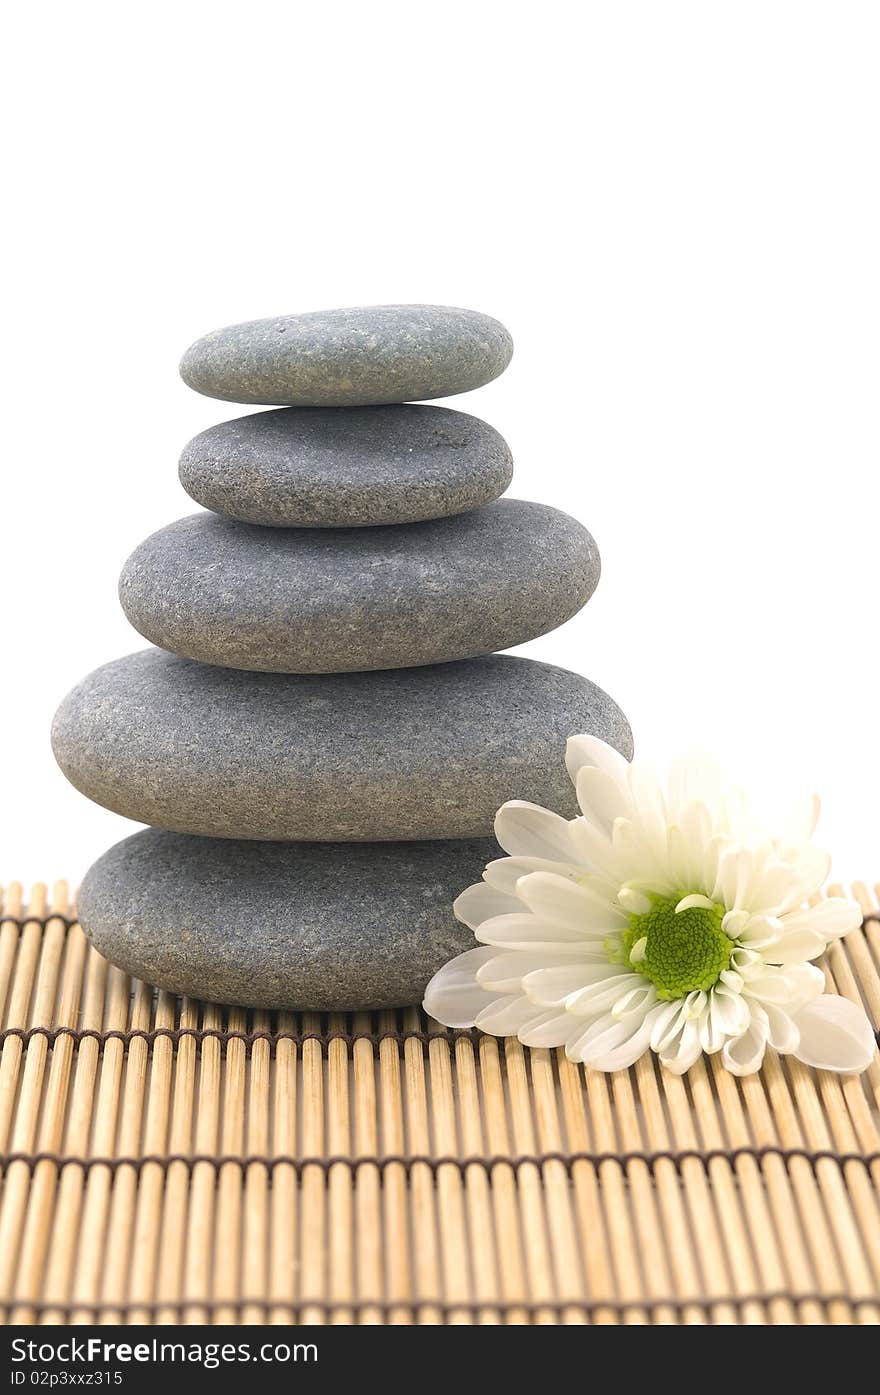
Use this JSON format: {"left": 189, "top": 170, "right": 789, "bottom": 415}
{"left": 2, "top": 1022, "right": 877, "bottom": 1055}
{"left": 0, "top": 1025, "right": 482, "bottom": 1051}
{"left": 0, "top": 1292, "right": 876, "bottom": 1319}
{"left": 1, "top": 1144, "right": 877, "bottom": 1180}
{"left": 0, "top": 913, "right": 78, "bottom": 930}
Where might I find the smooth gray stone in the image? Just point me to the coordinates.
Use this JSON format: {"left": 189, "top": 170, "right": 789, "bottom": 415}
{"left": 78, "top": 829, "right": 500, "bottom": 1011}
{"left": 51, "top": 649, "right": 633, "bottom": 841}
{"left": 178, "top": 404, "right": 514, "bottom": 527}
{"left": 179, "top": 305, "right": 513, "bottom": 406}
{"left": 118, "top": 503, "right": 600, "bottom": 674}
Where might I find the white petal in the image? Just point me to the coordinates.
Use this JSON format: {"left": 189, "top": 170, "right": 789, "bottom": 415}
{"left": 494, "top": 801, "right": 579, "bottom": 862}
{"left": 664, "top": 824, "right": 691, "bottom": 892}
{"left": 746, "top": 860, "right": 797, "bottom": 915}
{"left": 684, "top": 989, "right": 708, "bottom": 1020}
{"left": 515, "top": 871, "right": 627, "bottom": 935}
{"left": 714, "top": 846, "right": 754, "bottom": 911}
{"left": 575, "top": 765, "right": 632, "bottom": 833}
{"left": 703, "top": 986, "right": 750, "bottom": 1048}
{"left": 454, "top": 881, "right": 522, "bottom": 931}
{"left": 675, "top": 893, "right": 717, "bottom": 913}
{"left": 565, "top": 734, "right": 630, "bottom": 789}
{"left": 567, "top": 1002, "right": 660, "bottom": 1071}
{"left": 700, "top": 833, "right": 729, "bottom": 903}
{"left": 699, "top": 998, "right": 728, "bottom": 1054}
{"left": 658, "top": 1018, "right": 703, "bottom": 1074}
{"left": 730, "top": 946, "right": 763, "bottom": 978}
{"left": 776, "top": 844, "right": 831, "bottom": 908}
{"left": 736, "top": 914, "right": 785, "bottom": 949}
{"left": 522, "top": 962, "right": 613, "bottom": 1006}
{"left": 567, "top": 817, "right": 623, "bottom": 880}
{"left": 762, "top": 927, "right": 827, "bottom": 964}
{"left": 720, "top": 847, "right": 795, "bottom": 916}
{"left": 476, "top": 995, "right": 549, "bottom": 1036}
{"left": 611, "top": 819, "right": 677, "bottom": 895}
{"left": 423, "top": 948, "right": 498, "bottom": 1027}
{"left": 566, "top": 972, "right": 646, "bottom": 1019}
{"left": 780, "top": 898, "right": 862, "bottom": 945}
{"left": 745, "top": 962, "right": 825, "bottom": 1010}
{"left": 677, "top": 800, "right": 716, "bottom": 891}
{"left": 517, "top": 1010, "right": 582, "bottom": 1049}
{"left": 618, "top": 886, "right": 652, "bottom": 915}
{"left": 651, "top": 999, "right": 689, "bottom": 1053}
{"left": 482, "top": 855, "right": 583, "bottom": 896}
{"left": 793, "top": 996, "right": 876, "bottom": 1074}
{"left": 628, "top": 935, "right": 647, "bottom": 963}
{"left": 611, "top": 982, "right": 657, "bottom": 1018}
{"left": 627, "top": 762, "right": 668, "bottom": 843}
{"left": 475, "top": 912, "right": 605, "bottom": 953}
{"left": 722, "top": 908, "right": 750, "bottom": 938}
{"left": 763, "top": 1003, "right": 800, "bottom": 1054}
{"left": 722, "top": 1008, "right": 770, "bottom": 1076}
{"left": 477, "top": 951, "right": 559, "bottom": 993}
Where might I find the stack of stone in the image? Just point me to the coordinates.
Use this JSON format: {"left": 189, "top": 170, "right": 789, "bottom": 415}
{"left": 52, "top": 305, "right": 632, "bottom": 1012}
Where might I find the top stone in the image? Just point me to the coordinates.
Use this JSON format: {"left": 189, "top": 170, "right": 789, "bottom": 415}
{"left": 179, "top": 305, "right": 514, "bottom": 407}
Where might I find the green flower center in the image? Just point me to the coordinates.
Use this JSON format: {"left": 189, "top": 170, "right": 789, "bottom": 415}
{"left": 622, "top": 895, "right": 732, "bottom": 1000}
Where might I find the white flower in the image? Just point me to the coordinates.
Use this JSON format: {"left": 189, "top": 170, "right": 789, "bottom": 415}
{"left": 423, "top": 737, "right": 876, "bottom": 1076}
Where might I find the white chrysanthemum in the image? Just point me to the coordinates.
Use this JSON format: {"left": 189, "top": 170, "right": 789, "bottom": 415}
{"left": 424, "top": 737, "right": 875, "bottom": 1076}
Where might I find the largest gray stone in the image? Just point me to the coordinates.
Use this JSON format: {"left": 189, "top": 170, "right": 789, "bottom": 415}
{"left": 178, "top": 404, "right": 514, "bottom": 527}
{"left": 51, "top": 649, "right": 632, "bottom": 841}
{"left": 179, "top": 305, "right": 513, "bottom": 406}
{"left": 78, "top": 829, "right": 498, "bottom": 1011}
{"left": 118, "top": 503, "right": 600, "bottom": 674}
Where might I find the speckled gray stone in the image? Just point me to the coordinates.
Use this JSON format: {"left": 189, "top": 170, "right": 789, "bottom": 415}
{"left": 78, "top": 829, "right": 498, "bottom": 1010}
{"left": 118, "top": 503, "right": 600, "bottom": 674}
{"left": 51, "top": 649, "right": 632, "bottom": 841}
{"left": 179, "top": 305, "right": 513, "bottom": 407}
{"left": 178, "top": 404, "right": 514, "bottom": 527}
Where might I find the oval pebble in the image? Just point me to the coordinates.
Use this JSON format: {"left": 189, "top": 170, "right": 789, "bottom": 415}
{"left": 78, "top": 829, "right": 499, "bottom": 1011}
{"left": 52, "top": 648, "right": 633, "bottom": 841}
{"left": 179, "top": 403, "right": 513, "bottom": 527}
{"left": 179, "top": 304, "right": 513, "bottom": 407}
{"left": 118, "top": 502, "right": 600, "bottom": 674}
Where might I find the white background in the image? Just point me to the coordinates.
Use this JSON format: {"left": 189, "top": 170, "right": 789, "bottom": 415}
{"left": 2, "top": 1, "right": 878, "bottom": 889}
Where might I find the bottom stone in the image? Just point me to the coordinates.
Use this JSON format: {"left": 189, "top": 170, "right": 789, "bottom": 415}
{"left": 77, "top": 828, "right": 498, "bottom": 1011}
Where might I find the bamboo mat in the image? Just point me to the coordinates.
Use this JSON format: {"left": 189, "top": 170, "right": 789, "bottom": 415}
{"left": 0, "top": 880, "right": 877, "bottom": 1327}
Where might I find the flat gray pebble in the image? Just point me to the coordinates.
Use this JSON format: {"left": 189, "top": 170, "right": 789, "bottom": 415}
{"left": 52, "top": 649, "right": 633, "bottom": 841}
{"left": 178, "top": 403, "right": 513, "bottom": 527}
{"left": 78, "top": 829, "right": 499, "bottom": 1011}
{"left": 118, "top": 503, "right": 601, "bottom": 674}
{"left": 179, "top": 305, "right": 513, "bottom": 406}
